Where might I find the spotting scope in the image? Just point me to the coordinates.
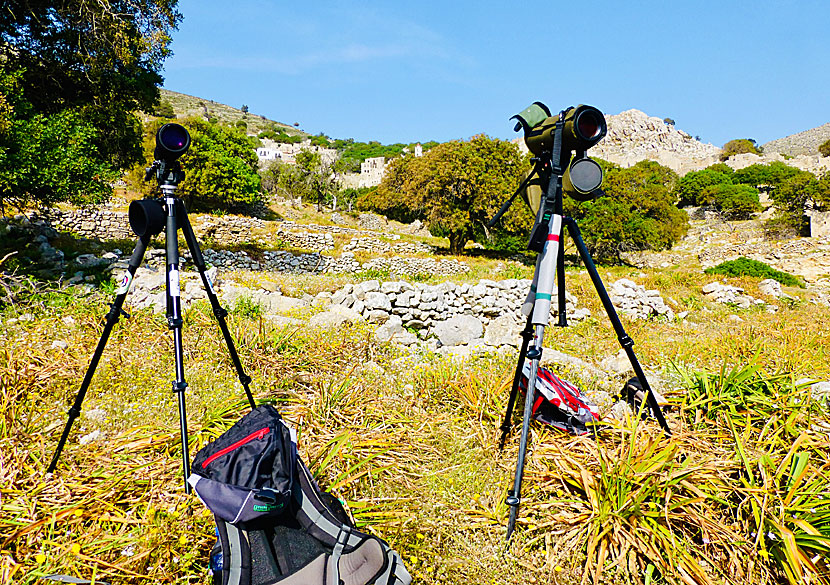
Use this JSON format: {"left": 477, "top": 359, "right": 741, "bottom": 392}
{"left": 153, "top": 123, "right": 191, "bottom": 162}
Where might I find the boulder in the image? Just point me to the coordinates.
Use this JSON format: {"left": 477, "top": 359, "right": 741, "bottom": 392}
{"left": 309, "top": 311, "right": 353, "bottom": 329}
{"left": 364, "top": 291, "right": 392, "bottom": 311}
{"left": 434, "top": 315, "right": 483, "bottom": 347}
{"left": 483, "top": 315, "right": 522, "bottom": 347}
{"left": 758, "top": 278, "right": 783, "bottom": 298}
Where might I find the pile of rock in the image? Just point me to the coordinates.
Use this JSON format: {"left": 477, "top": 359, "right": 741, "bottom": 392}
{"left": 199, "top": 248, "right": 360, "bottom": 274}
{"left": 275, "top": 227, "right": 334, "bottom": 251}
{"left": 194, "top": 215, "right": 268, "bottom": 244}
{"left": 702, "top": 282, "right": 766, "bottom": 309}
{"left": 358, "top": 213, "right": 388, "bottom": 231}
{"left": 609, "top": 279, "right": 675, "bottom": 320}
{"left": 278, "top": 220, "right": 380, "bottom": 237}
{"left": 0, "top": 215, "right": 65, "bottom": 272}
{"left": 37, "top": 207, "right": 133, "bottom": 241}
{"left": 343, "top": 237, "right": 393, "bottom": 254}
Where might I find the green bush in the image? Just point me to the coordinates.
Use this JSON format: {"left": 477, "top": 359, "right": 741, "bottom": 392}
{"left": 128, "top": 118, "right": 262, "bottom": 212}
{"left": 704, "top": 257, "right": 804, "bottom": 288}
{"left": 819, "top": 139, "right": 830, "bottom": 158}
{"left": 733, "top": 162, "right": 800, "bottom": 188}
{"left": 720, "top": 138, "right": 761, "bottom": 161}
{"left": 770, "top": 171, "right": 830, "bottom": 231}
{"left": 566, "top": 160, "right": 687, "bottom": 262}
{"left": 674, "top": 168, "right": 734, "bottom": 206}
{"left": 702, "top": 184, "right": 761, "bottom": 219}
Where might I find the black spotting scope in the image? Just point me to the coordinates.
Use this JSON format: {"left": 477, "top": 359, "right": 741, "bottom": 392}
{"left": 153, "top": 123, "right": 191, "bottom": 162}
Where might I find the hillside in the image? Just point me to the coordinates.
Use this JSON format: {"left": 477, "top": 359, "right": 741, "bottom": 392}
{"left": 159, "top": 88, "right": 303, "bottom": 136}
{"left": 762, "top": 122, "right": 830, "bottom": 156}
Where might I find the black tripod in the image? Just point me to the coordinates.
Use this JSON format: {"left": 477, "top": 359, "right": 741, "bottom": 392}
{"left": 47, "top": 157, "right": 257, "bottom": 493}
{"left": 491, "top": 111, "right": 671, "bottom": 542}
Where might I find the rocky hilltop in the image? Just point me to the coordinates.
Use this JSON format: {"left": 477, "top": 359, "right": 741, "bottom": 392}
{"left": 762, "top": 122, "right": 830, "bottom": 157}
{"left": 589, "top": 109, "right": 721, "bottom": 174}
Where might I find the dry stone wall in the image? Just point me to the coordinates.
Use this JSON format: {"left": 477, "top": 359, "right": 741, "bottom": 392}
{"left": 37, "top": 208, "right": 133, "bottom": 240}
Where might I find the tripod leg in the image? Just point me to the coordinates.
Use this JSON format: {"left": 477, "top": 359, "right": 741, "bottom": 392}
{"left": 164, "top": 195, "right": 192, "bottom": 493}
{"left": 177, "top": 202, "right": 256, "bottom": 410}
{"left": 48, "top": 236, "right": 150, "bottom": 472}
{"left": 506, "top": 325, "right": 546, "bottom": 542}
{"left": 498, "top": 315, "right": 533, "bottom": 450}
{"left": 563, "top": 218, "right": 671, "bottom": 435}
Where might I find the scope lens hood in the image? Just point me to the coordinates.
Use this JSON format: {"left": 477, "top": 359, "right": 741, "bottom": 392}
{"left": 129, "top": 199, "right": 166, "bottom": 237}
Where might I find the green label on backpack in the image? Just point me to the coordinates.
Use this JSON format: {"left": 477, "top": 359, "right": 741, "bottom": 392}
{"left": 253, "top": 503, "right": 284, "bottom": 513}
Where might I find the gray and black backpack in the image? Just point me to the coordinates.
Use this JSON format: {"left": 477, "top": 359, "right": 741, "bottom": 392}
{"left": 189, "top": 405, "right": 411, "bottom": 585}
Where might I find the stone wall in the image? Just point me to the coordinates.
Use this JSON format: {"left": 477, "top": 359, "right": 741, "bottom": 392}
{"left": 38, "top": 207, "right": 133, "bottom": 240}
{"left": 343, "top": 237, "right": 433, "bottom": 255}
{"left": 321, "top": 279, "right": 589, "bottom": 345}
{"left": 275, "top": 227, "right": 335, "bottom": 251}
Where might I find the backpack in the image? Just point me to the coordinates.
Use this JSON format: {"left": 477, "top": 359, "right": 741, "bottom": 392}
{"left": 189, "top": 405, "right": 411, "bottom": 585}
{"left": 519, "top": 362, "right": 600, "bottom": 435}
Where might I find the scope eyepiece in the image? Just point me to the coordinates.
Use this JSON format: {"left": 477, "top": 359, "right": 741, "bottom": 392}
{"left": 153, "top": 123, "right": 191, "bottom": 162}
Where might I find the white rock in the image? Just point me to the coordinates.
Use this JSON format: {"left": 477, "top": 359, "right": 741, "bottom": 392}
{"left": 434, "top": 315, "right": 483, "bottom": 346}
{"left": 483, "top": 315, "right": 522, "bottom": 347}
{"left": 51, "top": 340, "right": 69, "bottom": 350}
{"left": 309, "top": 311, "right": 353, "bottom": 329}
{"left": 758, "top": 279, "right": 783, "bottom": 298}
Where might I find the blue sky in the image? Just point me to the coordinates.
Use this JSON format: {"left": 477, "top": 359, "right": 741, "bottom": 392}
{"left": 162, "top": 0, "right": 829, "bottom": 148}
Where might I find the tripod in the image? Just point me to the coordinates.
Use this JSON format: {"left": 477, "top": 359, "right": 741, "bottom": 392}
{"left": 47, "top": 162, "right": 257, "bottom": 493}
{"left": 492, "top": 115, "right": 671, "bottom": 542}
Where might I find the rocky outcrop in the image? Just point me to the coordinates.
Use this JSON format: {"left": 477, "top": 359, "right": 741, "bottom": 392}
{"left": 762, "top": 122, "right": 830, "bottom": 157}
{"left": 589, "top": 109, "right": 721, "bottom": 174}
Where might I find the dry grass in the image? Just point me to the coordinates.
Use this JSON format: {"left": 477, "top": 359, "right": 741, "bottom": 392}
{"left": 2, "top": 251, "right": 830, "bottom": 585}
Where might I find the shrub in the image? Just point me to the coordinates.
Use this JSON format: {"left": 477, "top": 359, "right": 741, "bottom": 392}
{"left": 720, "top": 138, "right": 761, "bottom": 161}
{"left": 674, "top": 168, "right": 734, "bottom": 206}
{"left": 819, "top": 139, "right": 830, "bottom": 158}
{"left": 566, "top": 160, "right": 687, "bottom": 262}
{"left": 704, "top": 257, "right": 804, "bottom": 288}
{"left": 770, "top": 171, "right": 830, "bottom": 231}
{"left": 702, "top": 184, "right": 761, "bottom": 219}
{"left": 733, "top": 162, "right": 800, "bottom": 188}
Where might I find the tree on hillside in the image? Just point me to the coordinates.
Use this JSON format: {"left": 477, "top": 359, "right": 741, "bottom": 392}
{"left": 720, "top": 138, "right": 762, "bottom": 161}
{"left": 0, "top": 0, "right": 180, "bottom": 208}
{"left": 360, "top": 135, "right": 531, "bottom": 254}
{"left": 819, "top": 139, "right": 830, "bottom": 158}
{"left": 128, "top": 118, "right": 261, "bottom": 212}
{"left": 565, "top": 160, "right": 688, "bottom": 262}
{"left": 770, "top": 171, "right": 830, "bottom": 232}
{"left": 674, "top": 168, "right": 734, "bottom": 206}
{"left": 261, "top": 150, "right": 336, "bottom": 212}
{"left": 732, "top": 161, "right": 801, "bottom": 188}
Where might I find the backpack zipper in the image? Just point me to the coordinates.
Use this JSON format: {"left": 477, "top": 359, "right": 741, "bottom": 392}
{"left": 202, "top": 427, "right": 269, "bottom": 468}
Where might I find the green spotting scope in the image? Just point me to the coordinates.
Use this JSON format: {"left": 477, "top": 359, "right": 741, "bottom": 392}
{"left": 512, "top": 103, "right": 607, "bottom": 157}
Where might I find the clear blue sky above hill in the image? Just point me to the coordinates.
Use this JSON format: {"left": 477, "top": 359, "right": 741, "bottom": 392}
{"left": 162, "top": 0, "right": 829, "bottom": 148}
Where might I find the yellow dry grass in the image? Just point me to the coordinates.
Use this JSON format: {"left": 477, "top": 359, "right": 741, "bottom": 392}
{"left": 1, "top": 261, "right": 829, "bottom": 585}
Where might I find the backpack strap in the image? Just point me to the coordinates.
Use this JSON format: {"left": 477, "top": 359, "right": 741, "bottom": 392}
{"left": 294, "top": 461, "right": 365, "bottom": 550}
{"left": 215, "top": 516, "right": 251, "bottom": 585}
